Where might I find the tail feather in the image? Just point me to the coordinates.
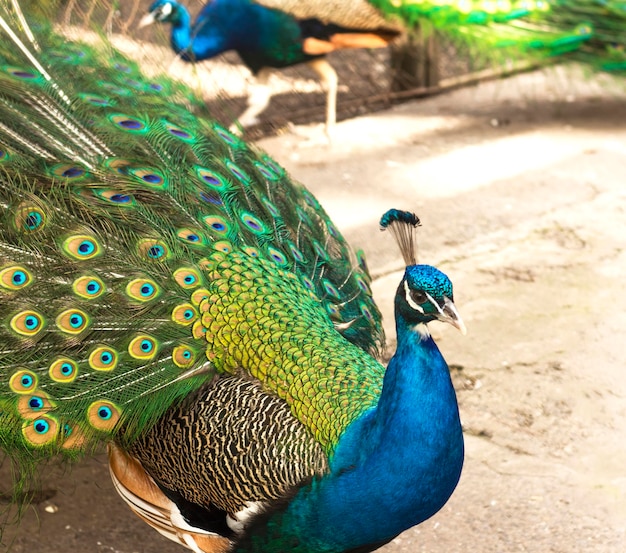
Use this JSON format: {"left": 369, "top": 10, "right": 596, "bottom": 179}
{"left": 0, "top": 3, "right": 383, "bottom": 468}
{"left": 370, "top": 0, "right": 626, "bottom": 70}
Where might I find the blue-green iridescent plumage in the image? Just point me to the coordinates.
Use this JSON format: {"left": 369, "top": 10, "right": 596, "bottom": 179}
{"left": 0, "top": 4, "right": 465, "bottom": 553}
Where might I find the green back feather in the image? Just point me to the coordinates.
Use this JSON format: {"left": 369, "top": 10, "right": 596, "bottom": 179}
{"left": 0, "top": 6, "right": 384, "bottom": 470}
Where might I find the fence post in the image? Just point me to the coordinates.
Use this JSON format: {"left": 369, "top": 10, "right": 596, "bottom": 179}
{"left": 390, "top": 26, "right": 440, "bottom": 91}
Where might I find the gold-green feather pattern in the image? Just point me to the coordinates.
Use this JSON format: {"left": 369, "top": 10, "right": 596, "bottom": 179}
{"left": 0, "top": 6, "right": 383, "bottom": 465}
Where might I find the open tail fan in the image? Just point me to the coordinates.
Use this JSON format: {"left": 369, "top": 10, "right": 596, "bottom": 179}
{"left": 0, "top": 0, "right": 383, "bottom": 475}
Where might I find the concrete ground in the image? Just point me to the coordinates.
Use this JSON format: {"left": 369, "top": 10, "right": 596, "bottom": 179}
{"left": 2, "top": 66, "right": 625, "bottom": 553}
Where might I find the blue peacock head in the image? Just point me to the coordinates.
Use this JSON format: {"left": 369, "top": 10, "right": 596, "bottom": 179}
{"left": 141, "top": 0, "right": 181, "bottom": 26}
{"left": 381, "top": 209, "right": 465, "bottom": 333}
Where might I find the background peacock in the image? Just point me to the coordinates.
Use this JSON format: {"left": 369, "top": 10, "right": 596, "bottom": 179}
{"left": 140, "top": 0, "right": 403, "bottom": 135}
{"left": 0, "top": 1, "right": 466, "bottom": 552}
{"left": 141, "top": 0, "right": 626, "bottom": 133}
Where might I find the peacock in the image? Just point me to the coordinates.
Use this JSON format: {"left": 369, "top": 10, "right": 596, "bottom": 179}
{"left": 0, "top": 2, "right": 466, "bottom": 553}
{"left": 142, "top": 0, "right": 626, "bottom": 134}
{"left": 140, "top": 0, "right": 403, "bottom": 135}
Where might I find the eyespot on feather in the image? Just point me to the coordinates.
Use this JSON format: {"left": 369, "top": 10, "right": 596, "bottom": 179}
{"left": 173, "top": 268, "right": 201, "bottom": 289}
{"left": 94, "top": 189, "right": 135, "bottom": 206}
{"left": 87, "top": 400, "right": 121, "bottom": 432}
{"left": 242, "top": 246, "right": 260, "bottom": 258}
{"left": 109, "top": 113, "right": 147, "bottom": 133}
{"left": 129, "top": 168, "right": 167, "bottom": 189}
{"left": 10, "top": 310, "right": 45, "bottom": 336}
{"left": 213, "top": 240, "right": 233, "bottom": 254}
{"left": 4, "top": 66, "right": 42, "bottom": 82}
{"left": 56, "top": 308, "right": 90, "bottom": 334}
{"left": 262, "top": 197, "right": 280, "bottom": 217}
{"left": 73, "top": 276, "right": 105, "bottom": 299}
{"left": 288, "top": 243, "right": 304, "bottom": 263}
{"left": 9, "top": 369, "right": 38, "bottom": 393}
{"left": 22, "top": 416, "right": 59, "bottom": 447}
{"left": 327, "top": 221, "right": 340, "bottom": 238}
{"left": 195, "top": 166, "right": 227, "bottom": 190}
{"left": 267, "top": 247, "right": 288, "bottom": 266}
{"left": 17, "top": 393, "right": 55, "bottom": 419}
{"left": 240, "top": 212, "right": 266, "bottom": 235}
{"left": 172, "top": 304, "right": 198, "bottom": 325}
{"left": 137, "top": 238, "right": 170, "bottom": 261}
{"left": 301, "top": 276, "right": 315, "bottom": 291}
{"left": 15, "top": 203, "right": 46, "bottom": 233}
{"left": 323, "top": 280, "right": 341, "bottom": 299}
{"left": 61, "top": 423, "right": 86, "bottom": 450}
{"left": 126, "top": 278, "right": 161, "bottom": 302}
{"left": 103, "top": 158, "right": 132, "bottom": 173}
{"left": 77, "top": 92, "right": 112, "bottom": 107}
{"left": 296, "top": 206, "right": 311, "bottom": 225}
{"left": 192, "top": 320, "right": 207, "bottom": 339}
{"left": 202, "top": 215, "right": 231, "bottom": 236}
{"left": 177, "top": 228, "right": 208, "bottom": 247}
{"left": 226, "top": 161, "right": 250, "bottom": 183}
{"left": 360, "top": 303, "right": 374, "bottom": 321}
{"left": 49, "top": 163, "right": 88, "bottom": 180}
{"left": 255, "top": 163, "right": 279, "bottom": 181}
{"left": 62, "top": 235, "right": 102, "bottom": 261}
{"left": 89, "top": 346, "right": 119, "bottom": 371}
{"left": 49, "top": 358, "right": 79, "bottom": 383}
{"left": 197, "top": 258, "right": 214, "bottom": 271}
{"left": 128, "top": 335, "right": 158, "bottom": 360}
{"left": 172, "top": 344, "right": 197, "bottom": 368}
{"left": 212, "top": 124, "right": 241, "bottom": 147}
{"left": 313, "top": 241, "right": 330, "bottom": 261}
{"left": 355, "top": 274, "right": 370, "bottom": 294}
{"left": 162, "top": 119, "right": 194, "bottom": 142}
{"left": 261, "top": 155, "right": 284, "bottom": 177}
{"left": 0, "top": 266, "right": 33, "bottom": 290}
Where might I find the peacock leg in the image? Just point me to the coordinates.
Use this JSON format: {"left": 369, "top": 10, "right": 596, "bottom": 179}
{"left": 230, "top": 67, "right": 273, "bottom": 133}
{"left": 307, "top": 58, "right": 338, "bottom": 139}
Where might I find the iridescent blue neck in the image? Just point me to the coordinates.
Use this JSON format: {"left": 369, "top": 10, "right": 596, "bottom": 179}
{"left": 167, "top": 4, "right": 226, "bottom": 60}
{"left": 244, "top": 315, "right": 464, "bottom": 552}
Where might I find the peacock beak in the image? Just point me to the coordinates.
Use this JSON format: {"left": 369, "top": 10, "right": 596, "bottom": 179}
{"left": 138, "top": 13, "right": 156, "bottom": 28}
{"left": 440, "top": 297, "right": 466, "bottom": 335}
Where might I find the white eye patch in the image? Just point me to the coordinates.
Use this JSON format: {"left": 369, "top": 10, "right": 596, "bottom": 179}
{"left": 404, "top": 280, "right": 424, "bottom": 314}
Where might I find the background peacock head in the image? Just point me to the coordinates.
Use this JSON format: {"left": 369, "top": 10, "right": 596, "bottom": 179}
{"left": 141, "top": 0, "right": 180, "bottom": 26}
{"left": 381, "top": 209, "right": 465, "bottom": 333}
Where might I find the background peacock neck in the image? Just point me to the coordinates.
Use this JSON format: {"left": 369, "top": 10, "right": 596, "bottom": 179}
{"left": 167, "top": 4, "right": 194, "bottom": 54}
{"left": 241, "top": 315, "right": 464, "bottom": 552}
{"left": 167, "top": 3, "right": 228, "bottom": 60}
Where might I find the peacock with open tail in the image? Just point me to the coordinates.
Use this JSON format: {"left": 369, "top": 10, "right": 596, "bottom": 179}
{"left": 0, "top": 1, "right": 465, "bottom": 552}
{"left": 142, "top": 0, "right": 626, "bottom": 133}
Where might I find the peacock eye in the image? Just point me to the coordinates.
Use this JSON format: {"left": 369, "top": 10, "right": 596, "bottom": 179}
{"left": 410, "top": 290, "right": 427, "bottom": 305}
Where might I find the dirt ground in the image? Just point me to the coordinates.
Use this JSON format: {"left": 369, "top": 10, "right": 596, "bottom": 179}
{"left": 2, "top": 66, "right": 625, "bottom": 553}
